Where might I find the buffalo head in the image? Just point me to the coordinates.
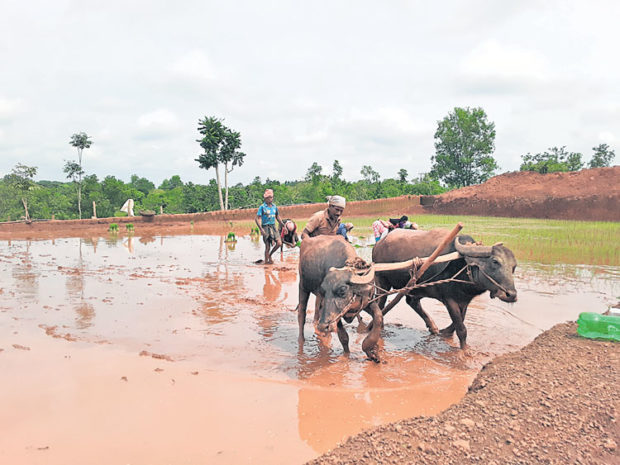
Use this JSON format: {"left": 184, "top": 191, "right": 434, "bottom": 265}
{"left": 455, "top": 238, "right": 518, "bottom": 303}
{"left": 315, "top": 266, "right": 375, "bottom": 334}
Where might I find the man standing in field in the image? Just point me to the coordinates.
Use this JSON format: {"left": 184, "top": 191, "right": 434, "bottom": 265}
{"left": 301, "top": 195, "right": 346, "bottom": 240}
{"left": 255, "top": 189, "right": 284, "bottom": 264}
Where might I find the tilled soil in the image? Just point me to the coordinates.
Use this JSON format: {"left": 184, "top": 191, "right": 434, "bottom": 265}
{"left": 308, "top": 323, "right": 619, "bottom": 465}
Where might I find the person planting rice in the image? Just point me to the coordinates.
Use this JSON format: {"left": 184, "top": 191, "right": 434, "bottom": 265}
{"left": 279, "top": 219, "right": 299, "bottom": 248}
{"left": 255, "top": 189, "right": 284, "bottom": 264}
{"left": 337, "top": 222, "right": 354, "bottom": 242}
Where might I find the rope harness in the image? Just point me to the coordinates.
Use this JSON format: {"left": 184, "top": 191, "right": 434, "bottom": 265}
{"left": 323, "top": 255, "right": 510, "bottom": 327}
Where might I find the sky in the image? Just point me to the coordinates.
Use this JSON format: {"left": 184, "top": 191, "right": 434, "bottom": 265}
{"left": 1, "top": 0, "right": 618, "bottom": 187}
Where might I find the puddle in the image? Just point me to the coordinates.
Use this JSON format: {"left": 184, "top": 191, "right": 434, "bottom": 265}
{"left": 0, "top": 234, "right": 617, "bottom": 464}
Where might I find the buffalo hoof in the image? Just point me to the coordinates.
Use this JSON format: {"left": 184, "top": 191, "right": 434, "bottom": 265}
{"left": 439, "top": 324, "right": 455, "bottom": 337}
{"left": 364, "top": 349, "right": 381, "bottom": 364}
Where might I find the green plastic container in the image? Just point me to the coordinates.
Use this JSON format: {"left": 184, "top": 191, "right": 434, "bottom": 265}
{"left": 577, "top": 312, "right": 620, "bottom": 342}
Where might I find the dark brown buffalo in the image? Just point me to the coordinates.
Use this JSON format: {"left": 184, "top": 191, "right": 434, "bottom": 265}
{"left": 296, "top": 235, "right": 383, "bottom": 362}
{"left": 372, "top": 228, "right": 518, "bottom": 350}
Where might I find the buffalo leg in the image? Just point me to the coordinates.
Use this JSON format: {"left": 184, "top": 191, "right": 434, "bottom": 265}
{"left": 440, "top": 304, "right": 467, "bottom": 336}
{"left": 445, "top": 298, "right": 467, "bottom": 349}
{"left": 362, "top": 302, "right": 383, "bottom": 363}
{"left": 336, "top": 320, "right": 350, "bottom": 354}
{"left": 406, "top": 295, "right": 439, "bottom": 334}
{"left": 296, "top": 286, "right": 310, "bottom": 342}
{"left": 313, "top": 294, "right": 323, "bottom": 324}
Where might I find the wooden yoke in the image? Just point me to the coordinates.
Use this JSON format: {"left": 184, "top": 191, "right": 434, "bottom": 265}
{"left": 380, "top": 222, "right": 463, "bottom": 315}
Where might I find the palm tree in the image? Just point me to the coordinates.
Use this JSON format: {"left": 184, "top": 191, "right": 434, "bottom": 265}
{"left": 69, "top": 132, "right": 93, "bottom": 219}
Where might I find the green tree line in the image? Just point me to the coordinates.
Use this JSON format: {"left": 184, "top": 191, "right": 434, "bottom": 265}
{"left": 0, "top": 165, "right": 446, "bottom": 221}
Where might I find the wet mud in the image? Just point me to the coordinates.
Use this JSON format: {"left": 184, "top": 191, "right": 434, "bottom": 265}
{"left": 0, "top": 234, "right": 617, "bottom": 464}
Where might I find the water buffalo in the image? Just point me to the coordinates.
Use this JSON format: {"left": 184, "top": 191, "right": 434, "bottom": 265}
{"left": 296, "top": 235, "right": 383, "bottom": 362}
{"left": 372, "top": 228, "right": 518, "bottom": 350}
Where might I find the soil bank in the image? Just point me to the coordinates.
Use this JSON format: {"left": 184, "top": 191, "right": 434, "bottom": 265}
{"left": 308, "top": 322, "right": 619, "bottom": 465}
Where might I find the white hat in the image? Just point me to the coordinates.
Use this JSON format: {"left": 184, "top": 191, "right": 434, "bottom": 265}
{"left": 328, "top": 195, "right": 346, "bottom": 208}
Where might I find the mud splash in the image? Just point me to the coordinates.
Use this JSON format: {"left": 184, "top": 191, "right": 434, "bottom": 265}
{"left": 0, "top": 234, "right": 617, "bottom": 464}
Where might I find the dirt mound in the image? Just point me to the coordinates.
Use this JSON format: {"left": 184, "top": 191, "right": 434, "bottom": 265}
{"left": 308, "top": 322, "right": 619, "bottom": 465}
{"left": 427, "top": 167, "right": 620, "bottom": 221}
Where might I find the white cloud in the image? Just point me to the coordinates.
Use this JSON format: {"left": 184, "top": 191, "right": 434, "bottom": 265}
{"left": 598, "top": 131, "right": 616, "bottom": 144}
{"left": 460, "top": 39, "right": 549, "bottom": 82}
{"left": 0, "top": 97, "right": 25, "bottom": 123}
{"left": 170, "top": 50, "right": 217, "bottom": 81}
{"left": 135, "top": 109, "right": 181, "bottom": 140}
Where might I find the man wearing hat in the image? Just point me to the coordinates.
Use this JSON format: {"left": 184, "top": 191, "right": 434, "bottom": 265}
{"left": 255, "top": 189, "right": 284, "bottom": 264}
{"left": 301, "top": 195, "right": 346, "bottom": 240}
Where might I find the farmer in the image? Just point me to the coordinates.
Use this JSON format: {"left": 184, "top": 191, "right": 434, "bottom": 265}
{"left": 255, "top": 189, "right": 284, "bottom": 264}
{"left": 336, "top": 222, "right": 354, "bottom": 242}
{"left": 301, "top": 195, "right": 346, "bottom": 240}
{"left": 372, "top": 219, "right": 393, "bottom": 243}
{"left": 280, "top": 219, "right": 299, "bottom": 248}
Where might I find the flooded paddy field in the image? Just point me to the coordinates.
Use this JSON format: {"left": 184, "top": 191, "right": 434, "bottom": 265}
{"left": 0, "top": 233, "right": 617, "bottom": 464}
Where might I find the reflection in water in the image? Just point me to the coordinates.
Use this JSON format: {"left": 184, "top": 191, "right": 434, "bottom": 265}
{"left": 263, "top": 269, "right": 282, "bottom": 302}
{"left": 123, "top": 236, "right": 135, "bottom": 254}
{"left": 197, "top": 267, "right": 246, "bottom": 331}
{"left": 75, "top": 301, "right": 95, "bottom": 329}
{"left": 65, "top": 238, "right": 96, "bottom": 330}
{"left": 11, "top": 240, "right": 39, "bottom": 300}
{"left": 139, "top": 235, "right": 156, "bottom": 245}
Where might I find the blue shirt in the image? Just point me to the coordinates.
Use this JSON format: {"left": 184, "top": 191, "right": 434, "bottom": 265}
{"left": 257, "top": 203, "right": 278, "bottom": 226}
{"left": 337, "top": 223, "right": 349, "bottom": 241}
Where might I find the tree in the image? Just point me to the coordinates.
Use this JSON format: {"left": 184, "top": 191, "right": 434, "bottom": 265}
{"left": 589, "top": 143, "right": 615, "bottom": 168}
{"left": 220, "top": 128, "right": 246, "bottom": 210}
{"left": 159, "top": 175, "right": 184, "bottom": 190}
{"left": 6, "top": 163, "right": 38, "bottom": 220}
{"left": 63, "top": 160, "right": 85, "bottom": 216}
{"left": 520, "top": 146, "right": 583, "bottom": 174}
{"left": 397, "top": 168, "right": 409, "bottom": 183}
{"left": 360, "top": 165, "right": 380, "bottom": 184}
{"left": 195, "top": 117, "right": 246, "bottom": 210}
{"left": 305, "top": 162, "right": 323, "bottom": 184}
{"left": 430, "top": 107, "right": 498, "bottom": 188}
{"left": 332, "top": 160, "right": 343, "bottom": 180}
{"left": 69, "top": 132, "right": 93, "bottom": 219}
{"left": 130, "top": 174, "right": 155, "bottom": 196}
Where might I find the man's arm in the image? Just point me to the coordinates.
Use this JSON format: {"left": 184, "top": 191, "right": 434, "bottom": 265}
{"left": 275, "top": 210, "right": 284, "bottom": 229}
{"left": 254, "top": 215, "right": 264, "bottom": 236}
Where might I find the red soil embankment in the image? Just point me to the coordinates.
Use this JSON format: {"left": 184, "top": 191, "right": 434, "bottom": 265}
{"left": 425, "top": 167, "right": 619, "bottom": 221}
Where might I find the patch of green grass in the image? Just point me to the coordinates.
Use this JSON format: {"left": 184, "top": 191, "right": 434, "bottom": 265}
{"left": 343, "top": 215, "right": 619, "bottom": 266}
{"left": 108, "top": 223, "right": 119, "bottom": 232}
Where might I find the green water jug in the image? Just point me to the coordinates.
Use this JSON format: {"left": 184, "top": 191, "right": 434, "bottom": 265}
{"left": 577, "top": 312, "right": 620, "bottom": 342}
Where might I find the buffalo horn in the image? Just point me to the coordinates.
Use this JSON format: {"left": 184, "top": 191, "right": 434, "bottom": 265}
{"left": 349, "top": 267, "right": 375, "bottom": 284}
{"left": 454, "top": 237, "right": 493, "bottom": 258}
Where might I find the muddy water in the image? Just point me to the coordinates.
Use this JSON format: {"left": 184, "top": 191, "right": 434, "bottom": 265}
{"left": 0, "top": 234, "right": 617, "bottom": 465}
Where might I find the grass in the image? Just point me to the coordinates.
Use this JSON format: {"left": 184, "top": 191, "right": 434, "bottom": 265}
{"left": 223, "top": 215, "right": 619, "bottom": 266}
